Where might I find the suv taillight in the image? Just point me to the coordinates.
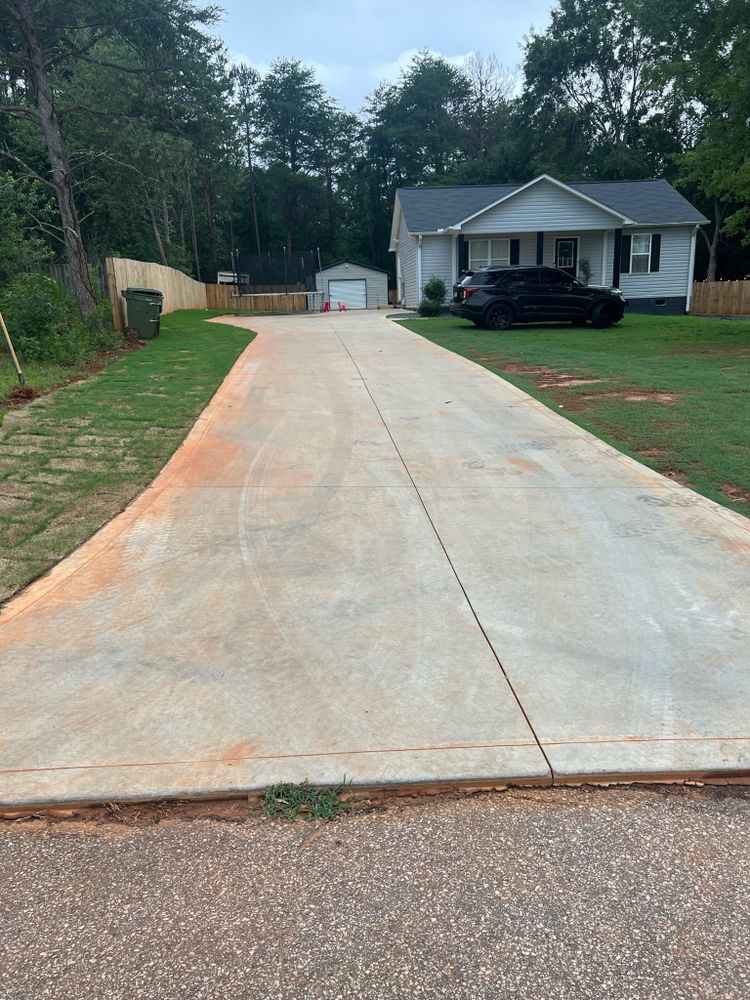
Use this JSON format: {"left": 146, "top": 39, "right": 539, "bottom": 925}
{"left": 463, "top": 286, "right": 478, "bottom": 301}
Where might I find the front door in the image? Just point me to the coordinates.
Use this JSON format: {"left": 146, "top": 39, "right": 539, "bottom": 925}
{"left": 555, "top": 237, "right": 578, "bottom": 277}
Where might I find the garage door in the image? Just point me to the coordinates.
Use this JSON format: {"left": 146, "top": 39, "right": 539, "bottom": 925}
{"left": 328, "top": 279, "right": 367, "bottom": 310}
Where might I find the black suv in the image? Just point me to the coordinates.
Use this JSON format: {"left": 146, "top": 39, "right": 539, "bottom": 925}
{"left": 450, "top": 265, "right": 627, "bottom": 330}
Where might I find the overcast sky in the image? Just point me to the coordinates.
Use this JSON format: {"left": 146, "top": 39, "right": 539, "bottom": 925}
{"left": 213, "top": 0, "right": 554, "bottom": 112}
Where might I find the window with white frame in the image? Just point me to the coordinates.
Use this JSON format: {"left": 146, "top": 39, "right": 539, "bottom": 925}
{"left": 630, "top": 233, "right": 652, "bottom": 274}
{"left": 469, "top": 238, "right": 510, "bottom": 269}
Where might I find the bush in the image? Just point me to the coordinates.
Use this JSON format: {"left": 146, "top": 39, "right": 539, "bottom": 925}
{"left": 0, "top": 273, "right": 120, "bottom": 365}
{"left": 422, "top": 275, "right": 447, "bottom": 303}
{"left": 418, "top": 297, "right": 443, "bottom": 317}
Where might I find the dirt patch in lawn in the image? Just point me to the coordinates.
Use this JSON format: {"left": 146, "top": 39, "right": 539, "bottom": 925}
{"left": 1, "top": 335, "right": 145, "bottom": 410}
{"left": 469, "top": 354, "right": 611, "bottom": 389}
{"left": 560, "top": 388, "right": 681, "bottom": 412}
{"left": 3, "top": 385, "right": 39, "bottom": 406}
{"left": 721, "top": 483, "right": 750, "bottom": 505}
{"left": 467, "top": 353, "right": 682, "bottom": 404}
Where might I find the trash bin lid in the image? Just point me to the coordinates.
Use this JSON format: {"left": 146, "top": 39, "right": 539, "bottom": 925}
{"left": 122, "top": 286, "right": 163, "bottom": 298}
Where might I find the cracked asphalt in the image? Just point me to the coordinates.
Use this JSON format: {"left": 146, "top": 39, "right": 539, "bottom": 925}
{"left": 1, "top": 784, "right": 749, "bottom": 999}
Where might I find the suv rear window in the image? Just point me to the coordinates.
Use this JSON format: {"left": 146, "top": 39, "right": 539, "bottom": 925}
{"left": 459, "top": 270, "right": 509, "bottom": 286}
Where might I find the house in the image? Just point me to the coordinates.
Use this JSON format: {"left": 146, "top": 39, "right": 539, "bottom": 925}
{"left": 389, "top": 175, "right": 708, "bottom": 314}
{"left": 315, "top": 260, "right": 389, "bottom": 310}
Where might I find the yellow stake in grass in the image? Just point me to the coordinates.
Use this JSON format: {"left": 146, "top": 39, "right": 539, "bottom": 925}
{"left": 0, "top": 310, "right": 25, "bottom": 386}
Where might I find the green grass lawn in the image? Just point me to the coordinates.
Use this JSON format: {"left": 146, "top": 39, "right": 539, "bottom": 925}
{"left": 0, "top": 310, "right": 254, "bottom": 602}
{"left": 397, "top": 312, "right": 750, "bottom": 516}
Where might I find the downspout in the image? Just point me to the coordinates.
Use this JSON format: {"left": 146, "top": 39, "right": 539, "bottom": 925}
{"left": 395, "top": 239, "right": 402, "bottom": 305}
{"left": 417, "top": 235, "right": 423, "bottom": 306}
{"left": 686, "top": 226, "right": 699, "bottom": 313}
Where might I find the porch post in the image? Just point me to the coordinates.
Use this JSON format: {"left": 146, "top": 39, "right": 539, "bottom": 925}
{"left": 612, "top": 228, "right": 622, "bottom": 287}
{"left": 536, "top": 232, "right": 544, "bottom": 265}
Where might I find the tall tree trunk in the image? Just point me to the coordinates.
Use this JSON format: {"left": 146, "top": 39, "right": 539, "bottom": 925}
{"left": 244, "top": 124, "right": 262, "bottom": 261}
{"left": 160, "top": 172, "right": 171, "bottom": 257}
{"left": 702, "top": 198, "right": 726, "bottom": 282}
{"left": 11, "top": 0, "right": 96, "bottom": 314}
{"left": 284, "top": 183, "right": 295, "bottom": 257}
{"left": 325, "top": 162, "right": 335, "bottom": 252}
{"left": 202, "top": 171, "right": 218, "bottom": 279}
{"left": 185, "top": 164, "right": 201, "bottom": 281}
{"left": 178, "top": 201, "right": 186, "bottom": 249}
{"left": 146, "top": 194, "right": 168, "bottom": 265}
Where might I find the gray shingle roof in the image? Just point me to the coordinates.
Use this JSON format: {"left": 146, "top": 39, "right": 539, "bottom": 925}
{"left": 396, "top": 177, "right": 708, "bottom": 232}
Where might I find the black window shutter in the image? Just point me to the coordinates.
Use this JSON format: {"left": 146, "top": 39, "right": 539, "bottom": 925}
{"left": 510, "top": 239, "right": 520, "bottom": 265}
{"left": 620, "top": 234, "right": 632, "bottom": 274}
{"left": 458, "top": 235, "right": 469, "bottom": 273}
{"left": 650, "top": 233, "right": 661, "bottom": 272}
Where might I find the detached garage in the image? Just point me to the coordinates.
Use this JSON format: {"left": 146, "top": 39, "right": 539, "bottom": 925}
{"left": 316, "top": 260, "right": 389, "bottom": 310}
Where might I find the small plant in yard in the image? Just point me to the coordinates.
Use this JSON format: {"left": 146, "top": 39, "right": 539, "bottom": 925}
{"left": 578, "top": 257, "right": 592, "bottom": 285}
{"left": 263, "top": 778, "right": 353, "bottom": 821}
{"left": 418, "top": 275, "right": 447, "bottom": 317}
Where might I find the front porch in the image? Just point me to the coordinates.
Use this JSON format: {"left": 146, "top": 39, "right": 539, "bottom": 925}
{"left": 456, "top": 230, "right": 620, "bottom": 287}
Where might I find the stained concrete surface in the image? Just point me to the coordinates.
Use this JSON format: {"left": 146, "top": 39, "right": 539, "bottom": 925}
{"left": 1, "top": 311, "right": 749, "bottom": 806}
{"left": 1, "top": 785, "right": 749, "bottom": 1000}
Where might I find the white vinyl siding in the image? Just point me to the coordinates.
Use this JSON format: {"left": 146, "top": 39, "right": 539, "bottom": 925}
{"left": 606, "top": 226, "right": 693, "bottom": 297}
{"left": 469, "top": 238, "right": 510, "bottom": 269}
{"left": 396, "top": 212, "right": 418, "bottom": 307}
{"left": 631, "top": 233, "right": 652, "bottom": 274}
{"left": 420, "top": 234, "right": 454, "bottom": 302}
{"left": 461, "top": 179, "right": 622, "bottom": 234}
{"left": 577, "top": 231, "right": 606, "bottom": 284}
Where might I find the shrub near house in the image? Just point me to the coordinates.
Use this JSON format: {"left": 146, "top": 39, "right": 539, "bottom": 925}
{"left": 418, "top": 276, "right": 447, "bottom": 316}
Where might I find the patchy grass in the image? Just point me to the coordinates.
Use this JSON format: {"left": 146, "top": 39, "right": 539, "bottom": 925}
{"left": 264, "top": 779, "right": 353, "bottom": 821}
{"left": 0, "top": 310, "right": 254, "bottom": 602}
{"left": 398, "top": 313, "right": 750, "bottom": 516}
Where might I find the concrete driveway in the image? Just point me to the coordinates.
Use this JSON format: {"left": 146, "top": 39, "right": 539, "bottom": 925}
{"left": 1, "top": 311, "right": 748, "bottom": 806}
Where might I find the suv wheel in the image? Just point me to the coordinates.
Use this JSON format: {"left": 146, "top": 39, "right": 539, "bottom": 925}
{"left": 592, "top": 303, "right": 617, "bottom": 328}
{"left": 484, "top": 302, "right": 513, "bottom": 330}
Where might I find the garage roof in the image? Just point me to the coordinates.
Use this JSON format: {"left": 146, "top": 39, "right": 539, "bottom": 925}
{"left": 319, "top": 260, "right": 389, "bottom": 274}
{"left": 397, "top": 177, "right": 708, "bottom": 232}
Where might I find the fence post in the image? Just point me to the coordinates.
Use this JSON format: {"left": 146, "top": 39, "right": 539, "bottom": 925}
{"left": 105, "top": 257, "right": 124, "bottom": 332}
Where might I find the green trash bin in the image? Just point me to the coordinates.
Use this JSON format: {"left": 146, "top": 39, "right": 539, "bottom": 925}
{"left": 121, "top": 287, "right": 163, "bottom": 339}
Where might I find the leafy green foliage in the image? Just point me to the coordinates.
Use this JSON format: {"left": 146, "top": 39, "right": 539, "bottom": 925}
{"left": 0, "top": 174, "right": 51, "bottom": 282}
{"left": 422, "top": 276, "right": 447, "bottom": 303}
{"left": 522, "top": 0, "right": 685, "bottom": 178}
{"left": 418, "top": 299, "right": 443, "bottom": 317}
{"left": 0, "top": 274, "right": 118, "bottom": 364}
{"left": 263, "top": 779, "right": 353, "bottom": 821}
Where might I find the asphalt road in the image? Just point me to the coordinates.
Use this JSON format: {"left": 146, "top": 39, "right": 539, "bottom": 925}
{"left": 1, "top": 784, "right": 749, "bottom": 999}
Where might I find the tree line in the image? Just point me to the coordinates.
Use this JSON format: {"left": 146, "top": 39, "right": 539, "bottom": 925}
{"left": 0, "top": 0, "right": 748, "bottom": 316}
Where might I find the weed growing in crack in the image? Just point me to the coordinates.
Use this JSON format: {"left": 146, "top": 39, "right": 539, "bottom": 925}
{"left": 263, "top": 778, "right": 352, "bottom": 821}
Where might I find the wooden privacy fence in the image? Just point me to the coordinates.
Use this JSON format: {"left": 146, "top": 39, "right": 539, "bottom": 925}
{"left": 691, "top": 280, "right": 750, "bottom": 316}
{"left": 105, "top": 257, "right": 312, "bottom": 331}
{"left": 204, "top": 284, "right": 309, "bottom": 313}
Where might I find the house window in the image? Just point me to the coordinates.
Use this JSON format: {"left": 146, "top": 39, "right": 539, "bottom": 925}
{"left": 631, "top": 234, "right": 652, "bottom": 274}
{"left": 470, "top": 238, "right": 510, "bottom": 269}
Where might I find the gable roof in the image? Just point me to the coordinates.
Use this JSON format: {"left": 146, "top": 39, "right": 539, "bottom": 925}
{"left": 396, "top": 177, "right": 708, "bottom": 234}
{"left": 319, "top": 259, "right": 389, "bottom": 274}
